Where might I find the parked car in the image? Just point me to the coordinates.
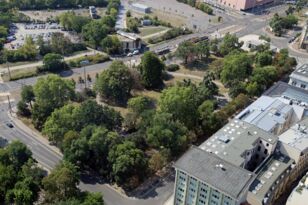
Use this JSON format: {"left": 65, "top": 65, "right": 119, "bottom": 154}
{"left": 6, "top": 123, "right": 14, "bottom": 128}
{"left": 132, "top": 50, "right": 139, "bottom": 55}
{"left": 127, "top": 52, "right": 133, "bottom": 57}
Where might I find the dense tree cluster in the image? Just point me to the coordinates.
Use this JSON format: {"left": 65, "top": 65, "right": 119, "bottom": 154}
{"left": 177, "top": 0, "right": 213, "bottom": 15}
{"left": 175, "top": 33, "right": 297, "bottom": 98}
{"left": 270, "top": 13, "right": 298, "bottom": 36}
{"left": 0, "top": 141, "right": 44, "bottom": 204}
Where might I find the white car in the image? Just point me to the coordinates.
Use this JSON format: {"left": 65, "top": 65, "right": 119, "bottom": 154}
{"left": 127, "top": 52, "right": 133, "bottom": 57}
{"left": 132, "top": 50, "right": 139, "bottom": 55}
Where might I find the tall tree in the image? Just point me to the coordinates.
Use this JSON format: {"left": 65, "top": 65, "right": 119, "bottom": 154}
{"left": 95, "top": 61, "right": 133, "bottom": 104}
{"left": 43, "top": 162, "right": 80, "bottom": 203}
{"left": 32, "top": 75, "right": 75, "bottom": 129}
{"left": 138, "top": 52, "right": 165, "bottom": 89}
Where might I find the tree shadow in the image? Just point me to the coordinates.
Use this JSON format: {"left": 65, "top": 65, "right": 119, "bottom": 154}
{"left": 59, "top": 69, "right": 73, "bottom": 77}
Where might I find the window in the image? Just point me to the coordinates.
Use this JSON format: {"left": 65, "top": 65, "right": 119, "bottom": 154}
{"left": 260, "top": 140, "right": 262, "bottom": 144}
{"left": 264, "top": 149, "right": 268, "bottom": 155}
{"left": 257, "top": 146, "right": 261, "bottom": 151}
{"left": 266, "top": 143, "right": 269, "bottom": 147}
{"left": 301, "top": 84, "right": 306, "bottom": 89}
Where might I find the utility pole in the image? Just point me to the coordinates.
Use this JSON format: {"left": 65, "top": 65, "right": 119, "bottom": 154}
{"left": 7, "top": 95, "right": 12, "bottom": 115}
{"left": 84, "top": 66, "right": 87, "bottom": 89}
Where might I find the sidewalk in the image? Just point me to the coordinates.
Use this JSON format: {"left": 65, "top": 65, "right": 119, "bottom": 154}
{"left": 163, "top": 194, "right": 174, "bottom": 205}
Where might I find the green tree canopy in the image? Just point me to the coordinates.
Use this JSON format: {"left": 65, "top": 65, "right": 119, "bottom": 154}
{"left": 159, "top": 85, "right": 199, "bottom": 129}
{"left": 82, "top": 21, "right": 108, "bottom": 48}
{"left": 138, "top": 51, "right": 165, "bottom": 89}
{"left": 219, "top": 33, "right": 243, "bottom": 56}
{"left": 95, "top": 61, "right": 133, "bottom": 104}
{"left": 42, "top": 53, "right": 66, "bottom": 72}
{"left": 146, "top": 112, "right": 188, "bottom": 156}
{"left": 220, "top": 52, "right": 252, "bottom": 86}
{"left": 32, "top": 74, "right": 75, "bottom": 129}
{"left": 43, "top": 161, "right": 80, "bottom": 203}
{"left": 108, "top": 141, "right": 147, "bottom": 188}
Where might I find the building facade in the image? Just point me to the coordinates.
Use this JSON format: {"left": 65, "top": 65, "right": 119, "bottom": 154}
{"left": 289, "top": 64, "right": 308, "bottom": 91}
{"left": 201, "top": 0, "right": 273, "bottom": 11}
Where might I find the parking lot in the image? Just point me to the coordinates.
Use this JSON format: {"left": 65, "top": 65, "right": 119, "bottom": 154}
{"left": 4, "top": 23, "right": 78, "bottom": 50}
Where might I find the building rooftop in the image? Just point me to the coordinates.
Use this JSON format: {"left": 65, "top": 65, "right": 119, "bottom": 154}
{"left": 174, "top": 146, "right": 255, "bottom": 200}
{"left": 199, "top": 119, "right": 277, "bottom": 167}
{"left": 279, "top": 118, "right": 308, "bottom": 152}
{"left": 264, "top": 81, "right": 308, "bottom": 105}
{"left": 235, "top": 96, "right": 305, "bottom": 134}
{"left": 116, "top": 30, "right": 140, "bottom": 41}
{"left": 131, "top": 3, "right": 150, "bottom": 10}
{"left": 249, "top": 153, "right": 294, "bottom": 205}
{"left": 290, "top": 64, "right": 308, "bottom": 79}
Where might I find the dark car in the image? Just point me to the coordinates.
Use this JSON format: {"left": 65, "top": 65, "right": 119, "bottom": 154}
{"left": 6, "top": 123, "right": 14, "bottom": 128}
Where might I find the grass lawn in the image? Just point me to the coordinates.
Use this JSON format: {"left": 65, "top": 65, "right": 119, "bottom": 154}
{"left": 1, "top": 66, "right": 38, "bottom": 82}
{"left": 139, "top": 26, "right": 169, "bottom": 37}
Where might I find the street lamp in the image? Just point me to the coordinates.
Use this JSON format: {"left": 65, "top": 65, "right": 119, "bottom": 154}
{"left": 80, "top": 60, "right": 90, "bottom": 90}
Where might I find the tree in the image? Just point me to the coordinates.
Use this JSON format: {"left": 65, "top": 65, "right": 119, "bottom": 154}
{"left": 247, "top": 66, "right": 278, "bottom": 96}
{"left": 43, "top": 162, "right": 80, "bottom": 203}
{"left": 101, "top": 36, "right": 121, "bottom": 54}
{"left": 149, "top": 152, "right": 167, "bottom": 173}
{"left": 176, "top": 41, "right": 195, "bottom": 64}
{"left": 74, "top": 100, "right": 122, "bottom": 130}
{"left": 17, "top": 101, "right": 31, "bottom": 117}
{"left": 127, "top": 96, "right": 151, "bottom": 115}
{"left": 220, "top": 52, "right": 252, "bottom": 86}
{"left": 43, "top": 104, "right": 78, "bottom": 145}
{"left": 219, "top": 33, "right": 243, "bottom": 56}
{"left": 108, "top": 141, "right": 147, "bottom": 188}
{"left": 21, "top": 85, "right": 34, "bottom": 108}
{"left": 255, "top": 50, "right": 272, "bottom": 67}
{"left": 88, "top": 127, "right": 120, "bottom": 174}
{"left": 159, "top": 85, "right": 199, "bottom": 129}
{"left": 82, "top": 21, "right": 108, "bottom": 48}
{"left": 138, "top": 51, "right": 165, "bottom": 89}
{"left": 146, "top": 112, "right": 188, "bottom": 156}
{"left": 0, "top": 141, "right": 44, "bottom": 205}
{"left": 95, "top": 61, "right": 133, "bottom": 104}
{"left": 32, "top": 75, "right": 75, "bottom": 129}
{"left": 196, "top": 40, "right": 210, "bottom": 60}
{"left": 63, "top": 136, "right": 90, "bottom": 168}
{"left": 59, "top": 12, "right": 90, "bottom": 33}
{"left": 42, "top": 53, "right": 66, "bottom": 72}
{"left": 82, "top": 192, "right": 104, "bottom": 205}
{"left": 6, "top": 141, "right": 32, "bottom": 170}
{"left": 43, "top": 101, "right": 122, "bottom": 145}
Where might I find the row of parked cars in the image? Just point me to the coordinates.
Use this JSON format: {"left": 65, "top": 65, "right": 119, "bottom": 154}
{"left": 24, "top": 23, "right": 61, "bottom": 30}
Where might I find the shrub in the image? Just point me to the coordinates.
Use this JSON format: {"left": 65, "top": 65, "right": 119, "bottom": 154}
{"left": 166, "top": 64, "right": 180, "bottom": 72}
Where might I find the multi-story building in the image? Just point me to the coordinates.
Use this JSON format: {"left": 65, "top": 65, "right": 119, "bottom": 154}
{"left": 201, "top": 0, "right": 273, "bottom": 11}
{"left": 278, "top": 118, "right": 308, "bottom": 180}
{"left": 173, "top": 146, "right": 255, "bottom": 205}
{"left": 173, "top": 119, "right": 295, "bottom": 205}
{"left": 235, "top": 96, "right": 306, "bottom": 135}
{"left": 289, "top": 64, "right": 308, "bottom": 91}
